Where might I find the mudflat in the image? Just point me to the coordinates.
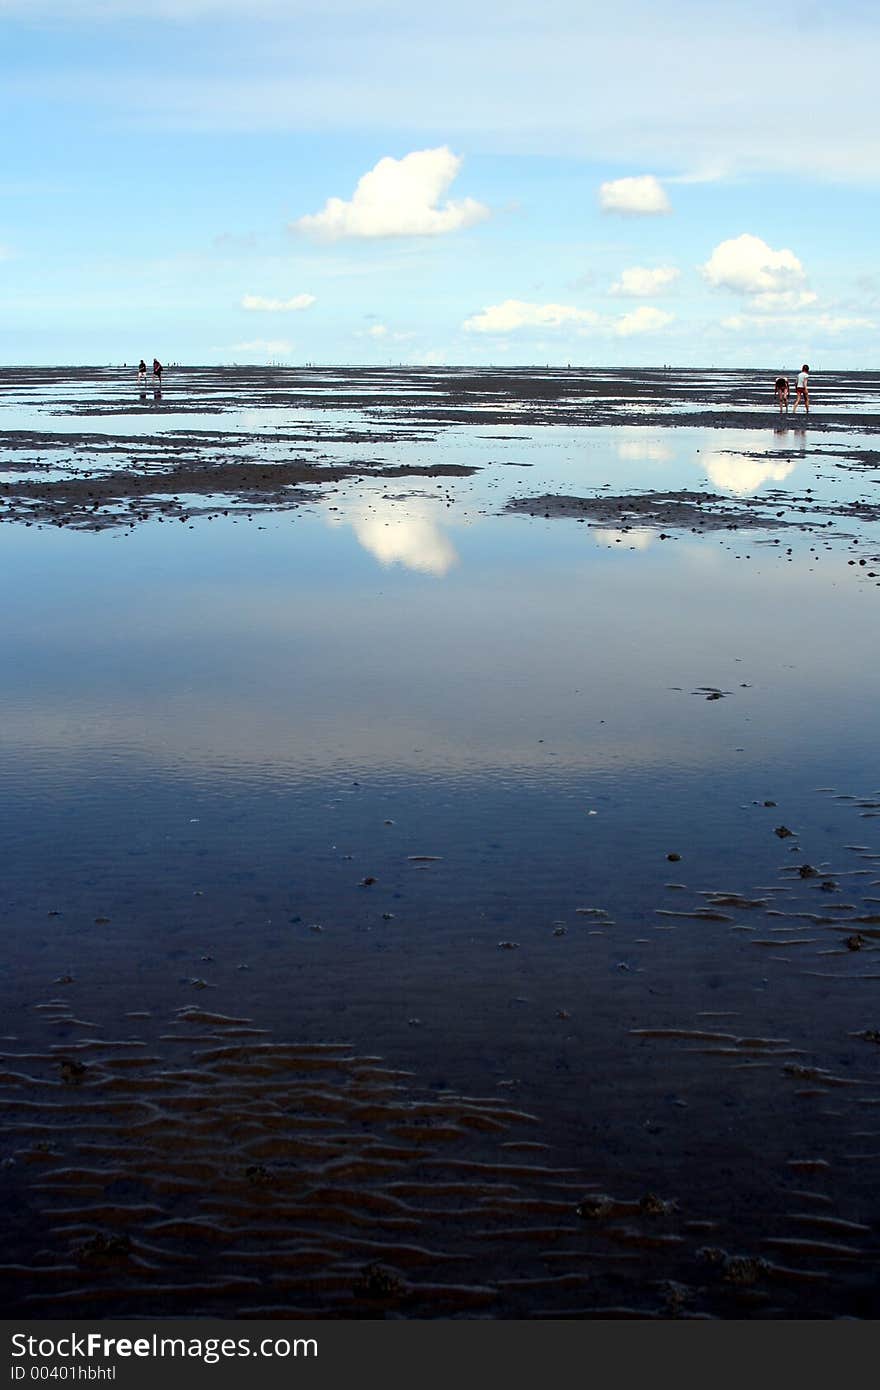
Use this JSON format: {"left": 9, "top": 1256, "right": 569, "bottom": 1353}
{"left": 2, "top": 366, "right": 879, "bottom": 1319}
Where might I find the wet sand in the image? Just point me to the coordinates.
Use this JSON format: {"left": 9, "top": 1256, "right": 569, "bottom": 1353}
{"left": 3, "top": 366, "right": 880, "bottom": 534}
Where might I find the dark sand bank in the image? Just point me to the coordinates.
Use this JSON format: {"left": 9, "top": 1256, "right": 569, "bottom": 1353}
{"left": 505, "top": 489, "right": 880, "bottom": 539}
{"left": 0, "top": 462, "right": 475, "bottom": 530}
{"left": 507, "top": 490, "right": 801, "bottom": 531}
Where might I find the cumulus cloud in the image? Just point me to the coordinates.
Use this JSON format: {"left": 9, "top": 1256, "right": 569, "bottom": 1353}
{"left": 463, "top": 300, "right": 600, "bottom": 333}
{"left": 292, "top": 147, "right": 489, "bottom": 240}
{"left": 613, "top": 306, "right": 674, "bottom": 336}
{"left": 701, "top": 234, "right": 810, "bottom": 305}
{"left": 241, "top": 293, "right": 315, "bottom": 311}
{"left": 599, "top": 175, "right": 671, "bottom": 215}
{"left": 610, "top": 266, "right": 680, "bottom": 297}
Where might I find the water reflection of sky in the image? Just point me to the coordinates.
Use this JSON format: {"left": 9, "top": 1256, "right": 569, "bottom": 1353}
{"left": 5, "top": 380, "right": 871, "bottom": 519}
{"left": 6, "top": 363, "right": 880, "bottom": 519}
{"left": 3, "top": 494, "right": 878, "bottom": 791}
{"left": 331, "top": 500, "right": 459, "bottom": 577}
{"left": 3, "top": 372, "right": 880, "bottom": 797}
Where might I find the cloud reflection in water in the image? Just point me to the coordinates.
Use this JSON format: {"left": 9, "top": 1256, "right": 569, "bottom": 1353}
{"left": 703, "top": 451, "right": 797, "bottom": 495}
{"left": 616, "top": 438, "right": 675, "bottom": 463}
{"left": 342, "top": 500, "right": 459, "bottom": 576}
{"left": 594, "top": 526, "right": 655, "bottom": 550}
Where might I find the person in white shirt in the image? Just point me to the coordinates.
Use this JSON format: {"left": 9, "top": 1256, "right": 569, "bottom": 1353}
{"left": 793, "top": 363, "right": 810, "bottom": 414}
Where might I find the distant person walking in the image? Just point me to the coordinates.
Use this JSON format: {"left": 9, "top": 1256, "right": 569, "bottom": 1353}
{"left": 152, "top": 357, "right": 163, "bottom": 384}
{"left": 137, "top": 359, "right": 147, "bottom": 384}
{"left": 774, "top": 375, "right": 790, "bottom": 414}
{"left": 793, "top": 363, "right": 810, "bottom": 414}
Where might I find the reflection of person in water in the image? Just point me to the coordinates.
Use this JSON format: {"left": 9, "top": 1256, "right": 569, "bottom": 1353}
{"left": 774, "top": 375, "right": 789, "bottom": 414}
{"left": 793, "top": 363, "right": 810, "bottom": 414}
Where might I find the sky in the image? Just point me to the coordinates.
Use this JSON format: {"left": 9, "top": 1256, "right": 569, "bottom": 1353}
{"left": 1, "top": 0, "right": 879, "bottom": 367}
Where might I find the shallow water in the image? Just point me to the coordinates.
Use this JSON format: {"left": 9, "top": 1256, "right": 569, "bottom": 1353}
{"left": 2, "top": 368, "right": 880, "bottom": 1318}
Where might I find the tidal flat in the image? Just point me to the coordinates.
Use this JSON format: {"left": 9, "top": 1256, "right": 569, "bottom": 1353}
{"left": 2, "top": 365, "right": 880, "bottom": 1319}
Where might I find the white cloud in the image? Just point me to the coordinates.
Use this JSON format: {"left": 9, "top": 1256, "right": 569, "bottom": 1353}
{"left": 293, "top": 146, "right": 489, "bottom": 240}
{"left": 702, "top": 234, "right": 808, "bottom": 299}
{"left": 226, "top": 339, "right": 293, "bottom": 354}
{"left": 241, "top": 293, "right": 315, "bottom": 311}
{"left": 599, "top": 175, "right": 670, "bottom": 215}
{"left": 463, "top": 299, "right": 600, "bottom": 333}
{"left": 613, "top": 306, "right": 674, "bottom": 336}
{"left": 610, "top": 266, "right": 680, "bottom": 296}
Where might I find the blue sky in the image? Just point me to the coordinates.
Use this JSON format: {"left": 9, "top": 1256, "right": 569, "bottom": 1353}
{"left": 2, "top": 0, "right": 879, "bottom": 366}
